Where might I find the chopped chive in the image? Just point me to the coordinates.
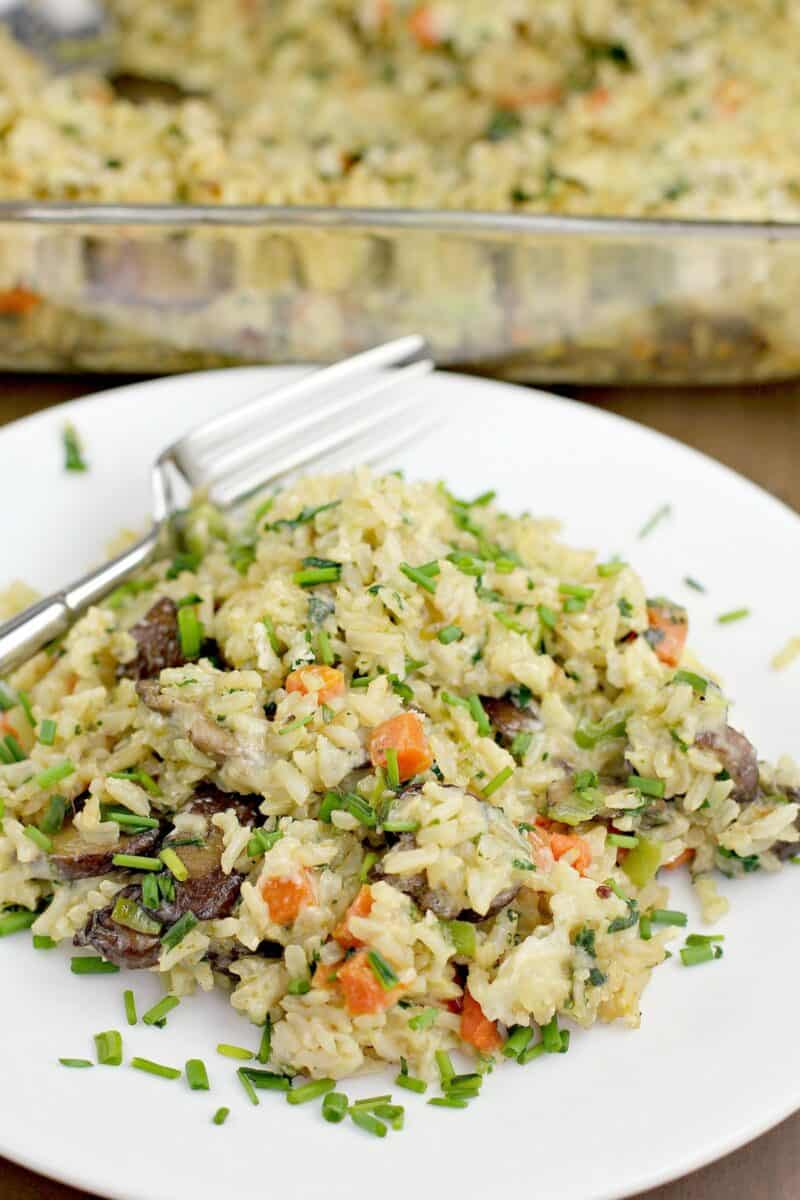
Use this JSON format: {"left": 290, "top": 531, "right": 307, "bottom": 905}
{"left": 322, "top": 1092, "right": 349, "bottom": 1123}
{"left": 247, "top": 827, "right": 283, "bottom": 857}
{"left": 111, "top": 897, "right": 161, "bottom": 936}
{"left": 717, "top": 608, "right": 750, "bottom": 625}
{"left": 518, "top": 1041, "right": 546, "bottom": 1065}
{"left": 437, "top": 624, "right": 463, "bottom": 645}
{"left": 287, "top": 977, "right": 311, "bottom": 995}
{"left": 177, "top": 606, "right": 204, "bottom": 659}
{"left": 141, "top": 874, "right": 160, "bottom": 910}
{"left": 685, "top": 933, "right": 725, "bottom": 946}
{"left": 130, "top": 1056, "right": 181, "bottom": 1080}
{"left": 563, "top": 596, "right": 586, "bottom": 614}
{"left": 510, "top": 731, "right": 533, "bottom": 761}
{"left": 24, "top": 825, "right": 52, "bottom": 853}
{"left": 159, "top": 847, "right": 188, "bottom": 881}
{"left": 4, "top": 734, "right": 26, "bottom": 762}
{"left": 558, "top": 583, "right": 595, "bottom": 601}
{"left": 673, "top": 669, "right": 708, "bottom": 694}
{"left": 503, "top": 1026, "right": 534, "bottom": 1059}
{"left": 278, "top": 713, "right": 314, "bottom": 735}
{"left": 142, "top": 995, "right": 180, "bottom": 1027}
{"left": 237, "top": 1068, "right": 259, "bottom": 1106}
{"left": 71, "top": 956, "right": 119, "bottom": 975}
{"left": 537, "top": 604, "right": 558, "bottom": 629}
{"left": 63, "top": 423, "right": 88, "bottom": 472}
{"left": 359, "top": 850, "right": 378, "bottom": 884}
{"left": 261, "top": 615, "right": 281, "bottom": 655}
{"left": 39, "top": 794, "right": 66, "bottom": 835}
{"left": 540, "top": 1016, "right": 562, "bottom": 1053}
{"left": 408, "top": 1007, "right": 438, "bottom": 1032}
{"left": 0, "top": 682, "right": 15, "bottom": 711}
{"left": 650, "top": 908, "right": 688, "bottom": 927}
{"left": 111, "top": 853, "right": 162, "bottom": 871}
{"left": 467, "top": 694, "right": 491, "bottom": 736}
{"left": 367, "top": 949, "right": 399, "bottom": 991}
{"left": 287, "top": 1078, "right": 335, "bottom": 1105}
{"left": 428, "top": 1097, "right": 467, "bottom": 1109}
{"left": 607, "top": 833, "right": 639, "bottom": 848}
{"left": 257, "top": 1016, "right": 272, "bottom": 1065}
{"left": 212, "top": 1107, "right": 230, "bottom": 1125}
{"left": 109, "top": 768, "right": 162, "bottom": 796}
{"left": 94, "top": 1030, "right": 123, "bottom": 1066}
{"left": 627, "top": 775, "right": 665, "bottom": 798}
{"left": 349, "top": 1108, "right": 387, "bottom": 1136}
{"left": 638, "top": 503, "right": 671, "bottom": 539}
{"left": 0, "top": 909, "right": 36, "bottom": 937}
{"left": 400, "top": 562, "right": 437, "bottom": 594}
{"left": 639, "top": 914, "right": 652, "bottom": 940}
{"left": 349, "top": 1094, "right": 392, "bottom": 1111}
{"left": 559, "top": 1030, "right": 571, "bottom": 1053}
{"left": 216, "top": 1043, "right": 253, "bottom": 1061}
{"left": 684, "top": 577, "right": 705, "bottom": 592}
{"left": 597, "top": 560, "right": 627, "bottom": 577}
{"left": 294, "top": 566, "right": 341, "bottom": 587}
{"left": 102, "top": 809, "right": 159, "bottom": 831}
{"left": 15, "top": 689, "right": 34, "bottom": 727}
{"left": 33, "top": 934, "right": 56, "bottom": 949}
{"left": 447, "top": 1072, "right": 482, "bottom": 1091}
{"left": 435, "top": 1050, "right": 455, "bottom": 1087}
{"left": 395, "top": 1072, "right": 427, "bottom": 1094}
{"left": 240, "top": 1068, "right": 291, "bottom": 1092}
{"left": 372, "top": 1104, "right": 404, "bottom": 1130}
{"left": 161, "top": 912, "right": 198, "bottom": 951}
{"left": 186, "top": 1059, "right": 210, "bottom": 1091}
{"left": 35, "top": 760, "right": 74, "bottom": 789}
{"left": 384, "top": 747, "right": 400, "bottom": 790}
{"left": 680, "top": 943, "right": 722, "bottom": 967}
{"left": 446, "top": 919, "right": 476, "bottom": 958}
{"left": 316, "top": 629, "right": 334, "bottom": 665}
{"left": 482, "top": 766, "right": 513, "bottom": 798}
{"left": 123, "top": 989, "right": 137, "bottom": 1026}
{"left": 382, "top": 819, "right": 420, "bottom": 833}
{"left": 59, "top": 1058, "right": 93, "bottom": 1068}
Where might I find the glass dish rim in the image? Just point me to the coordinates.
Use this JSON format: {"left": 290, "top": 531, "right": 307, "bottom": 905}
{"left": 2, "top": 200, "right": 800, "bottom": 240}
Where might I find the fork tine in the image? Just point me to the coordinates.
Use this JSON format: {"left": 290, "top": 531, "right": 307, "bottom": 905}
{"left": 177, "top": 336, "right": 428, "bottom": 458}
{"left": 191, "top": 358, "right": 433, "bottom": 487}
{"left": 209, "top": 386, "right": 433, "bottom": 509}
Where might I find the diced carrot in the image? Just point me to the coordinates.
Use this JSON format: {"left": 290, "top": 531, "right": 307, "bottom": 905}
{"left": 646, "top": 598, "right": 688, "bottom": 667}
{"left": 312, "top": 960, "right": 341, "bottom": 991}
{"left": 260, "top": 869, "right": 315, "bottom": 925}
{"left": 548, "top": 831, "right": 592, "bottom": 876}
{"left": 662, "top": 847, "right": 695, "bottom": 871}
{"left": 408, "top": 6, "right": 441, "bottom": 48}
{"left": 369, "top": 711, "right": 433, "bottom": 780}
{"left": 585, "top": 85, "right": 610, "bottom": 111}
{"left": 285, "top": 665, "right": 345, "bottom": 705}
{"left": 460, "top": 989, "right": 502, "bottom": 1054}
{"left": 0, "top": 714, "right": 19, "bottom": 738}
{"left": 337, "top": 948, "right": 403, "bottom": 1016}
{"left": 0, "top": 287, "right": 41, "bottom": 316}
{"left": 332, "top": 885, "right": 374, "bottom": 949}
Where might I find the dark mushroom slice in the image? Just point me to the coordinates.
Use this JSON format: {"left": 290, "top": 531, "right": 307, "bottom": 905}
{"left": 205, "top": 939, "right": 284, "bottom": 974}
{"left": 695, "top": 726, "right": 759, "bottom": 803}
{"left": 118, "top": 597, "right": 185, "bottom": 681}
{"left": 136, "top": 679, "right": 239, "bottom": 761}
{"left": 50, "top": 819, "right": 164, "bottom": 882}
{"left": 73, "top": 885, "right": 162, "bottom": 969}
{"left": 480, "top": 694, "right": 541, "bottom": 749}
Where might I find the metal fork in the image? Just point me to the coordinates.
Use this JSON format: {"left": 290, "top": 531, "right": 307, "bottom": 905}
{"left": 0, "top": 336, "right": 434, "bottom": 674}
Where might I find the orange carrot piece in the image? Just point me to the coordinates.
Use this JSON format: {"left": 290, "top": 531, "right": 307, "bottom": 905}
{"left": 549, "top": 831, "right": 592, "bottom": 876}
{"left": 337, "top": 948, "right": 402, "bottom": 1016}
{"left": 0, "top": 287, "right": 41, "bottom": 316}
{"left": 0, "top": 714, "right": 19, "bottom": 738}
{"left": 332, "top": 885, "right": 374, "bottom": 949}
{"left": 460, "top": 989, "right": 502, "bottom": 1054}
{"left": 662, "top": 847, "right": 695, "bottom": 871}
{"left": 369, "top": 711, "right": 433, "bottom": 780}
{"left": 285, "top": 665, "right": 345, "bottom": 705}
{"left": 260, "top": 870, "right": 315, "bottom": 925}
{"left": 646, "top": 599, "right": 688, "bottom": 667}
{"left": 585, "top": 85, "right": 610, "bottom": 111}
{"left": 408, "top": 6, "right": 441, "bottom": 47}
{"left": 311, "top": 961, "right": 341, "bottom": 991}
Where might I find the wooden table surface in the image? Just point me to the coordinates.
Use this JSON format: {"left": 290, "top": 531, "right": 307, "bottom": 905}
{"left": 1, "top": 372, "right": 799, "bottom": 1200}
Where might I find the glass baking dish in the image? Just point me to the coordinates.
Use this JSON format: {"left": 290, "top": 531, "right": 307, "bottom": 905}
{"left": 1, "top": 202, "right": 800, "bottom": 383}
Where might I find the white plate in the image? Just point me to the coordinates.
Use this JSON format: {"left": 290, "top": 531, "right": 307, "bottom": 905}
{"left": 1, "top": 368, "right": 799, "bottom": 1200}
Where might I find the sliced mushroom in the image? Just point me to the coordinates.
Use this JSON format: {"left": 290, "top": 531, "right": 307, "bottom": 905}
{"left": 73, "top": 885, "right": 162, "bottom": 969}
{"left": 137, "top": 679, "right": 239, "bottom": 761}
{"left": 117, "top": 597, "right": 185, "bottom": 681}
{"left": 480, "top": 695, "right": 541, "bottom": 748}
{"left": 50, "top": 819, "right": 164, "bottom": 882}
{"left": 695, "top": 726, "right": 759, "bottom": 803}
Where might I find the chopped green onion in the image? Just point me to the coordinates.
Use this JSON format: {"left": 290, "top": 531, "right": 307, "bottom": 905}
{"left": 574, "top": 714, "right": 627, "bottom": 749}
{"left": 382, "top": 819, "right": 420, "bottom": 833}
{"left": 537, "top": 604, "right": 557, "bottom": 630}
{"left": 638, "top": 503, "right": 671, "bottom": 539}
{"left": 111, "top": 896, "right": 161, "bottom": 936}
{"left": 685, "top": 933, "right": 725, "bottom": 946}
{"left": 563, "top": 597, "right": 586, "bottom": 614}
{"left": 257, "top": 1016, "right": 272, "bottom": 1065}
{"left": 350, "top": 1108, "right": 388, "bottom": 1136}
{"left": 649, "top": 908, "right": 688, "bottom": 927}
{"left": 71, "top": 956, "right": 119, "bottom": 974}
{"left": 59, "top": 1058, "right": 93, "bottom": 1069}
{"left": 186, "top": 1059, "right": 210, "bottom": 1091}
{"left": 316, "top": 629, "right": 334, "bottom": 666}
{"left": 510, "top": 731, "right": 533, "bottom": 762}
{"left": 94, "top": 1030, "right": 123, "bottom": 1066}
{"left": 639, "top": 915, "right": 652, "bottom": 941}
{"left": 0, "top": 909, "right": 36, "bottom": 937}
{"left": 278, "top": 713, "right": 314, "bottom": 736}
{"left": 35, "top": 760, "right": 74, "bottom": 789}
{"left": 621, "top": 837, "right": 662, "bottom": 888}
{"left": 437, "top": 625, "right": 463, "bottom": 645}
{"left": 373, "top": 1104, "right": 404, "bottom": 1131}
{"left": 102, "top": 809, "right": 159, "bottom": 830}
{"left": 39, "top": 794, "right": 66, "bottom": 835}
{"left": 142, "top": 995, "right": 180, "bottom": 1026}
{"left": 673, "top": 669, "right": 708, "bottom": 694}
{"left": 349, "top": 1094, "right": 392, "bottom": 1111}
{"left": 435, "top": 1050, "right": 455, "bottom": 1087}
{"left": 680, "top": 943, "right": 722, "bottom": 967}
{"left": 111, "top": 854, "right": 162, "bottom": 872}
{"left": 626, "top": 775, "right": 665, "bottom": 799}
{"left": 597, "top": 560, "right": 627, "bottom": 577}
{"left": 216, "top": 1043, "right": 253, "bottom": 1061}
{"left": 482, "top": 766, "right": 513, "bottom": 798}
{"left": 294, "top": 565, "right": 342, "bottom": 588}
{"left": 237, "top": 1069, "right": 259, "bottom": 1106}
{"left": 261, "top": 615, "right": 281, "bottom": 655}
{"left": 384, "top": 747, "right": 400, "bottom": 790}
{"left": 141, "top": 874, "right": 160, "bottom": 910}
{"left": 717, "top": 608, "right": 750, "bottom": 625}
{"left": 212, "top": 1107, "right": 230, "bottom": 1125}
{"left": 177, "top": 606, "right": 204, "bottom": 659}
{"left": 63, "top": 423, "right": 88, "bottom": 472}
{"left": 367, "top": 949, "right": 399, "bottom": 991}
{"left": 23, "top": 825, "right": 52, "bottom": 853}
{"left": 159, "top": 847, "right": 188, "bottom": 882}
{"left": 130, "top": 1056, "right": 181, "bottom": 1080}
{"left": 109, "top": 768, "right": 162, "bottom": 796}
{"left": 446, "top": 920, "right": 476, "bottom": 958}
{"left": 518, "top": 1042, "right": 546, "bottom": 1066}
{"left": 684, "top": 577, "right": 705, "bottom": 592}
{"left": 3, "top": 734, "right": 26, "bottom": 762}
{"left": 538, "top": 1016, "right": 561, "bottom": 1053}
{"left": 558, "top": 583, "right": 595, "bottom": 601}
{"left": 287, "top": 1078, "right": 335, "bottom": 1106}
{"left": 240, "top": 1068, "right": 291, "bottom": 1091}
{"left": 287, "top": 977, "right": 311, "bottom": 995}
{"left": 395, "top": 1071, "right": 426, "bottom": 1094}
{"left": 607, "top": 833, "right": 639, "bottom": 848}
{"left": 503, "top": 1026, "right": 534, "bottom": 1059}
{"left": 400, "top": 562, "right": 437, "bottom": 594}
{"left": 0, "top": 682, "right": 16, "bottom": 711}
{"left": 123, "top": 989, "right": 137, "bottom": 1026}
{"left": 359, "top": 850, "right": 378, "bottom": 884}
{"left": 467, "top": 694, "right": 491, "bottom": 736}
{"left": 408, "top": 1007, "right": 438, "bottom": 1032}
{"left": 33, "top": 934, "right": 56, "bottom": 949}
{"left": 160, "top": 912, "right": 198, "bottom": 951}
{"left": 322, "top": 1092, "right": 349, "bottom": 1123}
{"left": 247, "top": 827, "right": 283, "bottom": 857}
{"left": 428, "top": 1097, "right": 467, "bottom": 1109}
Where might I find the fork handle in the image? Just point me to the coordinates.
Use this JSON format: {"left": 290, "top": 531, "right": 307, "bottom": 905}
{"left": 0, "top": 527, "right": 162, "bottom": 676}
